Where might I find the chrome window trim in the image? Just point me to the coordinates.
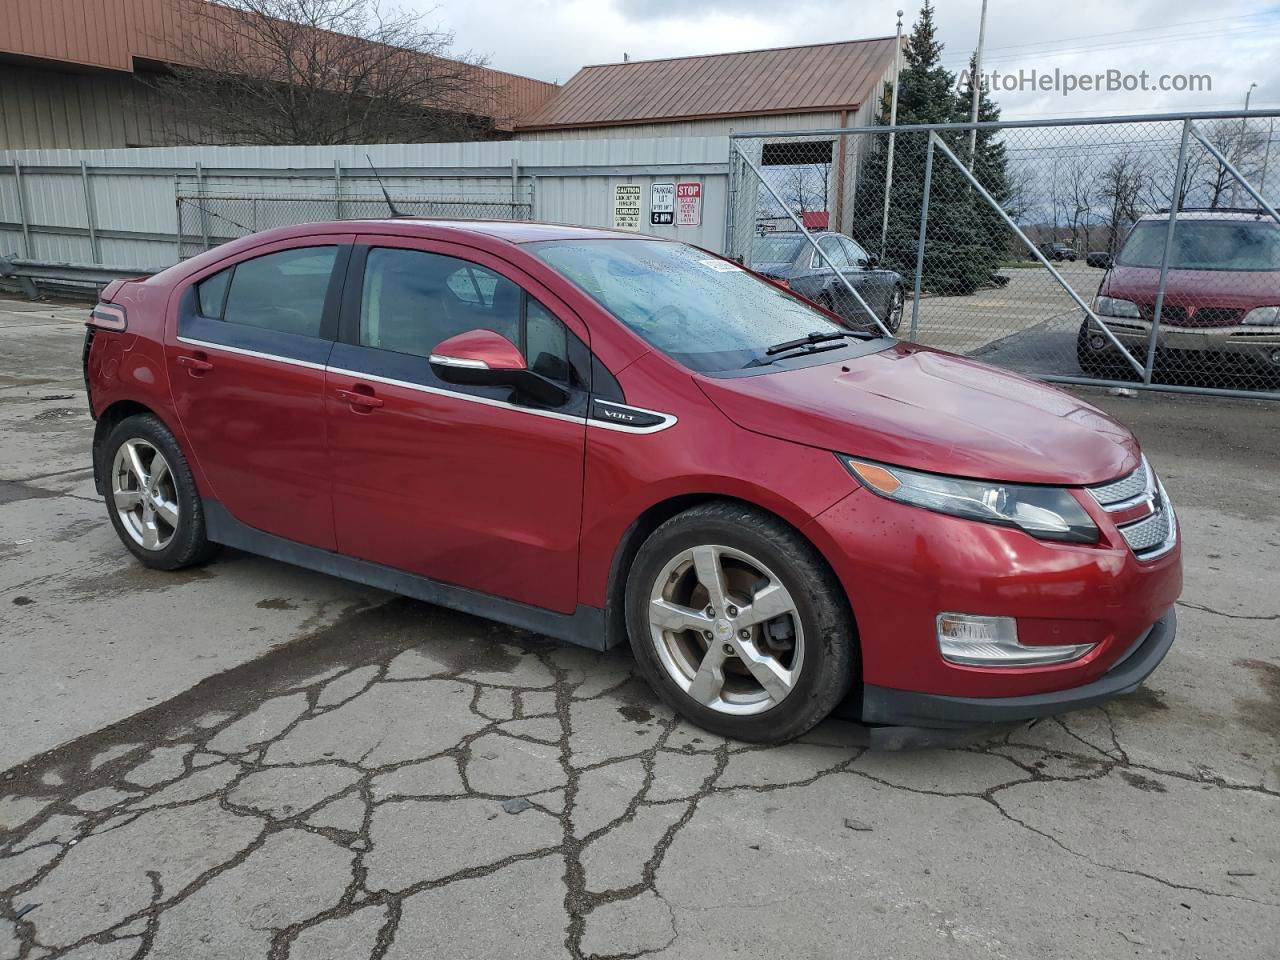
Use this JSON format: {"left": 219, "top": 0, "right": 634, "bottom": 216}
{"left": 175, "top": 338, "right": 678, "bottom": 435}
{"left": 325, "top": 365, "right": 677, "bottom": 435}
{"left": 176, "top": 336, "right": 328, "bottom": 371}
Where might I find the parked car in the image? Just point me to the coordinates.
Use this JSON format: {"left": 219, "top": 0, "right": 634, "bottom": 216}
{"left": 749, "top": 231, "right": 906, "bottom": 333}
{"left": 1038, "top": 242, "right": 1078, "bottom": 262}
{"left": 85, "top": 219, "right": 1180, "bottom": 745}
{"left": 1078, "top": 209, "right": 1280, "bottom": 379}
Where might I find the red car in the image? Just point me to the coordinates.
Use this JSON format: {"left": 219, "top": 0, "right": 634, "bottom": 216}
{"left": 1079, "top": 209, "right": 1280, "bottom": 379}
{"left": 84, "top": 220, "right": 1181, "bottom": 744}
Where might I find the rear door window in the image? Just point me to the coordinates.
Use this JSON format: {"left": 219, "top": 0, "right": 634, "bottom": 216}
{"left": 217, "top": 247, "right": 338, "bottom": 338}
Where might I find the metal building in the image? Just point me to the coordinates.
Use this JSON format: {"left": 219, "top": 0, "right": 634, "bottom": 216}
{"left": 514, "top": 39, "right": 902, "bottom": 236}
{"left": 0, "top": 0, "right": 558, "bottom": 149}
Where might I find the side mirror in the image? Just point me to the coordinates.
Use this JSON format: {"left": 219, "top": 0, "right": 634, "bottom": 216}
{"left": 429, "top": 329, "right": 568, "bottom": 407}
{"left": 1086, "top": 252, "right": 1113, "bottom": 270}
{"left": 863, "top": 254, "right": 880, "bottom": 269}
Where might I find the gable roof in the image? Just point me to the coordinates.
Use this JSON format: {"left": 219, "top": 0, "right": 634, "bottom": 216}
{"left": 517, "top": 37, "right": 898, "bottom": 131}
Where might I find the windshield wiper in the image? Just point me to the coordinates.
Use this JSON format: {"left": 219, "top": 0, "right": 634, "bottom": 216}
{"left": 743, "top": 340, "right": 849, "bottom": 368}
{"left": 764, "top": 330, "right": 853, "bottom": 355}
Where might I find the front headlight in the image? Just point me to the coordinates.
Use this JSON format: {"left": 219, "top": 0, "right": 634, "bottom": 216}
{"left": 1242, "top": 306, "right": 1280, "bottom": 325}
{"left": 1095, "top": 296, "right": 1141, "bottom": 319}
{"left": 841, "top": 458, "right": 1100, "bottom": 544}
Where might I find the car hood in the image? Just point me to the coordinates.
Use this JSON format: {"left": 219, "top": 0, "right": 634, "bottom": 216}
{"left": 696, "top": 343, "right": 1139, "bottom": 485}
{"left": 1105, "top": 264, "right": 1280, "bottom": 320}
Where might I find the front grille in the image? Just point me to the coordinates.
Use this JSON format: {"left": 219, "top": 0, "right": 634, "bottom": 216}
{"left": 1138, "top": 303, "right": 1243, "bottom": 328}
{"left": 1088, "top": 458, "right": 1178, "bottom": 560}
{"left": 1119, "top": 506, "right": 1173, "bottom": 553}
{"left": 1088, "top": 457, "right": 1151, "bottom": 507}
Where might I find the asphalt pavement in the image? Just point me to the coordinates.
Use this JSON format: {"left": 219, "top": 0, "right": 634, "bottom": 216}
{"left": 1, "top": 295, "right": 1277, "bottom": 960}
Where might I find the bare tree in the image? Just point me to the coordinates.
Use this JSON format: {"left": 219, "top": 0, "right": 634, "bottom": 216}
{"left": 1098, "top": 149, "right": 1146, "bottom": 254}
{"left": 779, "top": 162, "right": 832, "bottom": 218}
{"left": 149, "top": 0, "right": 500, "bottom": 144}
{"left": 1064, "top": 155, "right": 1095, "bottom": 252}
{"left": 1194, "top": 119, "right": 1268, "bottom": 208}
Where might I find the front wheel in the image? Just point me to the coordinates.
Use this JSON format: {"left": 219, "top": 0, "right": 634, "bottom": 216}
{"left": 625, "top": 503, "right": 855, "bottom": 743}
{"left": 1076, "top": 318, "right": 1138, "bottom": 381}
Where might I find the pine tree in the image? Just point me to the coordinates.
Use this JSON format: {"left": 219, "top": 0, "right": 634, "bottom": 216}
{"left": 852, "top": 2, "right": 1011, "bottom": 295}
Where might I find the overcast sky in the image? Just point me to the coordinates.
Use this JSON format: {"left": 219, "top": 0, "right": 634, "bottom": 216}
{"left": 423, "top": 0, "right": 1280, "bottom": 120}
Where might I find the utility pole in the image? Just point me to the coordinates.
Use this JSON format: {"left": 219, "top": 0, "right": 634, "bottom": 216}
{"left": 879, "top": 10, "right": 904, "bottom": 259}
{"left": 966, "top": 0, "right": 989, "bottom": 169}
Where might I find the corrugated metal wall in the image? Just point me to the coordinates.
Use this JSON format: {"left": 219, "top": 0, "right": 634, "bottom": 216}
{"left": 0, "top": 137, "right": 732, "bottom": 270}
{"left": 0, "top": 64, "right": 185, "bottom": 150}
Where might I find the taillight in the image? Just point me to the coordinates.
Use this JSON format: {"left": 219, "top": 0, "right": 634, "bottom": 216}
{"left": 89, "top": 303, "right": 127, "bottom": 331}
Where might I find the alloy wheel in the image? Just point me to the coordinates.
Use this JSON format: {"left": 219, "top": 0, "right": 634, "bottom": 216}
{"left": 886, "top": 287, "right": 904, "bottom": 333}
{"left": 111, "top": 438, "right": 179, "bottom": 551}
{"left": 647, "top": 544, "right": 804, "bottom": 715}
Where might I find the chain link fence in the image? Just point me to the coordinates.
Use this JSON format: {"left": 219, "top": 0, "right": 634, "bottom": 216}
{"left": 728, "top": 112, "right": 1280, "bottom": 398}
{"left": 176, "top": 182, "right": 533, "bottom": 260}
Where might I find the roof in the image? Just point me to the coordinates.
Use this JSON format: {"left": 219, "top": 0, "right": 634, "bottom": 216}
{"left": 517, "top": 37, "right": 899, "bottom": 131}
{"left": 0, "top": 0, "right": 558, "bottom": 127}
{"left": 350, "top": 219, "right": 655, "bottom": 244}
{"left": 1138, "top": 209, "right": 1278, "bottom": 222}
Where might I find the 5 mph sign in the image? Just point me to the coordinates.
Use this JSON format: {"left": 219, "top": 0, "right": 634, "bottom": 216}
{"left": 650, "top": 183, "right": 674, "bottom": 225}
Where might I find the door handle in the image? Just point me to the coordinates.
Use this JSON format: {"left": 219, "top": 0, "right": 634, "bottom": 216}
{"left": 177, "top": 353, "right": 214, "bottom": 374}
{"left": 335, "top": 387, "right": 384, "bottom": 410}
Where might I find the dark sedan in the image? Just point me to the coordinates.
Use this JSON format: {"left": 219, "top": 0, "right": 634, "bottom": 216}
{"left": 749, "top": 231, "right": 905, "bottom": 333}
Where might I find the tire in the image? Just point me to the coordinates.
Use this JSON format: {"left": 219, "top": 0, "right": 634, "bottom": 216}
{"left": 101, "top": 413, "right": 220, "bottom": 571}
{"left": 1076, "top": 318, "right": 1138, "bottom": 381}
{"left": 883, "top": 285, "right": 905, "bottom": 335}
{"left": 625, "top": 502, "right": 855, "bottom": 743}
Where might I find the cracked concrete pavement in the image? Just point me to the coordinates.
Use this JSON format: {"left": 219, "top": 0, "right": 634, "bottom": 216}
{"left": 1, "top": 295, "right": 1278, "bottom": 958}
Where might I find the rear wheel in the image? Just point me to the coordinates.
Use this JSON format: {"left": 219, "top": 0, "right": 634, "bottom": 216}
{"left": 625, "top": 503, "right": 855, "bottom": 743}
{"left": 102, "top": 414, "right": 219, "bottom": 570}
{"left": 883, "top": 285, "right": 905, "bottom": 334}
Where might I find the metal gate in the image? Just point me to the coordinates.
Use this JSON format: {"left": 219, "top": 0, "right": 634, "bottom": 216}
{"left": 727, "top": 111, "right": 1280, "bottom": 400}
{"left": 176, "top": 181, "right": 533, "bottom": 260}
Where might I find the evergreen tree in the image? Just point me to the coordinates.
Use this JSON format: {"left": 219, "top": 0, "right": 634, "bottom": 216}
{"left": 852, "top": 2, "right": 1011, "bottom": 295}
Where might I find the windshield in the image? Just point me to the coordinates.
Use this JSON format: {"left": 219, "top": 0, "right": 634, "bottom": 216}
{"left": 1117, "top": 219, "right": 1280, "bottom": 271}
{"left": 530, "top": 239, "right": 865, "bottom": 373}
{"left": 749, "top": 235, "right": 804, "bottom": 265}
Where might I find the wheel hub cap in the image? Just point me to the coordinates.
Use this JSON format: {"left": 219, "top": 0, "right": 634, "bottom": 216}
{"left": 647, "top": 544, "right": 804, "bottom": 716}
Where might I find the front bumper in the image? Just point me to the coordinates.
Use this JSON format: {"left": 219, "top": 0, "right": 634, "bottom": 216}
{"left": 860, "top": 609, "right": 1175, "bottom": 731}
{"left": 1091, "top": 316, "right": 1280, "bottom": 363}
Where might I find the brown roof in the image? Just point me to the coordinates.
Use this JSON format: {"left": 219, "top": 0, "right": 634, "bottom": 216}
{"left": 517, "top": 37, "right": 898, "bottom": 131}
{"left": 0, "top": 0, "right": 558, "bottom": 127}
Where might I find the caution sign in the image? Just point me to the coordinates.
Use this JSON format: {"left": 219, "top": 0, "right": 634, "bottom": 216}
{"left": 650, "top": 182, "right": 675, "bottom": 225}
{"left": 614, "top": 183, "right": 641, "bottom": 230}
{"left": 676, "top": 181, "right": 702, "bottom": 226}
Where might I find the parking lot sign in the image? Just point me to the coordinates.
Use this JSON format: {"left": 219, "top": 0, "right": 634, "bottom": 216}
{"left": 651, "top": 183, "right": 675, "bottom": 225}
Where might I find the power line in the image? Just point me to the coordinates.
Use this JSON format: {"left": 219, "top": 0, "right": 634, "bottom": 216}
{"left": 939, "top": 8, "right": 1279, "bottom": 59}
{"left": 941, "top": 25, "right": 1273, "bottom": 66}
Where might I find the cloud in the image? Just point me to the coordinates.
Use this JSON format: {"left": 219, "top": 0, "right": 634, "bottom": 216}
{"left": 423, "top": 0, "right": 1280, "bottom": 120}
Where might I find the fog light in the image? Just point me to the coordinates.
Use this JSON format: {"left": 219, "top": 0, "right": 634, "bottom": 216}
{"left": 936, "top": 613, "right": 1094, "bottom": 667}
{"left": 1269, "top": 348, "right": 1280, "bottom": 366}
